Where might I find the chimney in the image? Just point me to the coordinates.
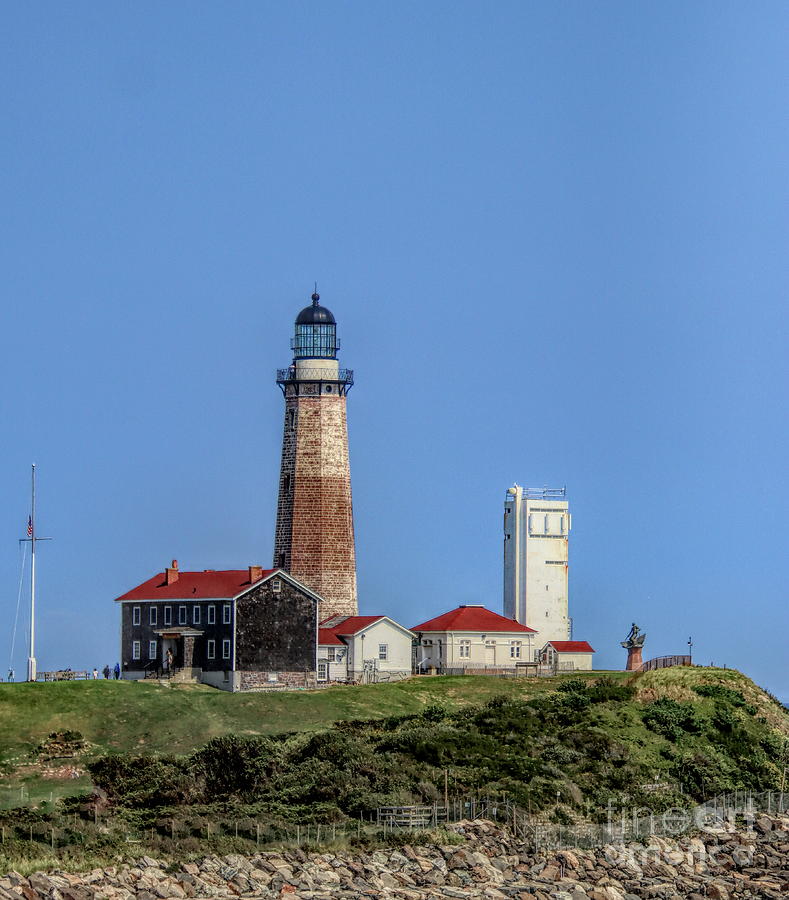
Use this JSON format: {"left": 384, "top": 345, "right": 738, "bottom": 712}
{"left": 248, "top": 565, "right": 263, "bottom": 583}
{"left": 166, "top": 559, "right": 179, "bottom": 585}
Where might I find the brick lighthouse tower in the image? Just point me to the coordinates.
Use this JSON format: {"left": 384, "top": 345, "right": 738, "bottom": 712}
{"left": 273, "top": 292, "right": 358, "bottom": 618}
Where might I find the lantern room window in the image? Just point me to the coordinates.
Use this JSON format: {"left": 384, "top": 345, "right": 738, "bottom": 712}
{"left": 292, "top": 323, "right": 337, "bottom": 359}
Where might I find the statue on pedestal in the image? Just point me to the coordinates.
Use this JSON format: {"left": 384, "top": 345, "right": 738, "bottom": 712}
{"left": 621, "top": 622, "right": 646, "bottom": 671}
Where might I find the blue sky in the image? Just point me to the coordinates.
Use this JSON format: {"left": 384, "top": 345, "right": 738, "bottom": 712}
{"left": 1, "top": 3, "right": 787, "bottom": 697}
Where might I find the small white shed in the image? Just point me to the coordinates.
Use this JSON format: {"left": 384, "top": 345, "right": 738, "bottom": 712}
{"left": 540, "top": 640, "right": 595, "bottom": 671}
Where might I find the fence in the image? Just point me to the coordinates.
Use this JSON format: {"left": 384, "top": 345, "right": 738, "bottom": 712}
{"left": 437, "top": 665, "right": 559, "bottom": 678}
{"left": 36, "top": 671, "right": 90, "bottom": 682}
{"left": 1, "top": 790, "right": 785, "bottom": 856}
{"left": 639, "top": 655, "right": 692, "bottom": 672}
{"left": 0, "top": 812, "right": 385, "bottom": 852}
{"left": 375, "top": 790, "right": 788, "bottom": 851}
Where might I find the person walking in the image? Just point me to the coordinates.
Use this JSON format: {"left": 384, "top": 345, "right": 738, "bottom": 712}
{"left": 7, "top": 668, "right": 14, "bottom": 682}
{"left": 92, "top": 668, "right": 98, "bottom": 679}
{"left": 102, "top": 664, "right": 110, "bottom": 680}
{"left": 113, "top": 662, "right": 120, "bottom": 680}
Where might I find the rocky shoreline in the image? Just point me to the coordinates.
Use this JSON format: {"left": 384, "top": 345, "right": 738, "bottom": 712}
{"left": 1, "top": 814, "right": 787, "bottom": 900}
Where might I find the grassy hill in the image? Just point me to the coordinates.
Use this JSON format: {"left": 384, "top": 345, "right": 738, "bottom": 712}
{"left": 0, "top": 666, "right": 787, "bottom": 874}
{"left": 0, "top": 671, "right": 621, "bottom": 763}
{"left": 0, "top": 667, "right": 786, "bottom": 812}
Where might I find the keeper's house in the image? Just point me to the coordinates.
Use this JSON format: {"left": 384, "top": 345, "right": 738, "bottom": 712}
{"left": 114, "top": 560, "right": 321, "bottom": 691}
{"left": 412, "top": 605, "right": 538, "bottom": 674}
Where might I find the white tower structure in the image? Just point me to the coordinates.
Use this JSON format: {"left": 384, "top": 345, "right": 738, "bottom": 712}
{"left": 503, "top": 484, "right": 571, "bottom": 655}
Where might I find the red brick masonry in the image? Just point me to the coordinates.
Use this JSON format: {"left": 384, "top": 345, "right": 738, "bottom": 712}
{"left": 274, "top": 389, "right": 358, "bottom": 619}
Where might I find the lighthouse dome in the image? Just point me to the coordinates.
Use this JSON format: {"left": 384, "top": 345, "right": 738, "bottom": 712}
{"left": 296, "top": 293, "right": 336, "bottom": 325}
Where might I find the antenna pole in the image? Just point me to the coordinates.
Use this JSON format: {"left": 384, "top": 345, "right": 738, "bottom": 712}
{"left": 28, "top": 464, "right": 37, "bottom": 682}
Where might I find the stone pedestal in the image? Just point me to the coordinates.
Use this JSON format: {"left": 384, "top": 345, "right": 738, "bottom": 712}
{"left": 625, "top": 646, "right": 643, "bottom": 671}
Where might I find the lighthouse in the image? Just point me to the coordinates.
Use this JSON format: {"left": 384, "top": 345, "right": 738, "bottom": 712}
{"left": 273, "top": 292, "right": 358, "bottom": 619}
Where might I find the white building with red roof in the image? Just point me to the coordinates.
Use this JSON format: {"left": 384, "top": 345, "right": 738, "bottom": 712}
{"left": 411, "top": 604, "right": 538, "bottom": 673}
{"left": 318, "top": 615, "right": 415, "bottom": 683}
{"left": 540, "top": 640, "right": 595, "bottom": 672}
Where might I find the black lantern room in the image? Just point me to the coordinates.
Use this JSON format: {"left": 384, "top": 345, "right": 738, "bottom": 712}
{"left": 291, "top": 293, "right": 339, "bottom": 359}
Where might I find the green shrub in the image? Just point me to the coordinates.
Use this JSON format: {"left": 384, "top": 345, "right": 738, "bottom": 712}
{"left": 190, "top": 735, "right": 278, "bottom": 800}
{"left": 89, "top": 755, "right": 194, "bottom": 806}
{"left": 420, "top": 703, "right": 448, "bottom": 722}
{"left": 557, "top": 679, "right": 587, "bottom": 694}
{"left": 642, "top": 699, "right": 703, "bottom": 741}
{"left": 693, "top": 685, "right": 746, "bottom": 707}
{"left": 586, "top": 678, "right": 635, "bottom": 703}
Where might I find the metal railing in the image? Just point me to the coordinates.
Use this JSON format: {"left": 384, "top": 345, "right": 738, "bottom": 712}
{"left": 640, "top": 655, "right": 692, "bottom": 672}
{"left": 276, "top": 367, "right": 354, "bottom": 385}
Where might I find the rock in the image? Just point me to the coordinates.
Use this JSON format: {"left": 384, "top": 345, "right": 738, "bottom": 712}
{"left": 706, "top": 884, "right": 729, "bottom": 900}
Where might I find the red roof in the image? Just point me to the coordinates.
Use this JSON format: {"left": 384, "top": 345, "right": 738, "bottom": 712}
{"left": 412, "top": 605, "right": 536, "bottom": 634}
{"left": 318, "top": 616, "right": 385, "bottom": 644}
{"left": 547, "top": 640, "right": 595, "bottom": 653}
{"left": 318, "top": 628, "right": 344, "bottom": 646}
{"left": 114, "top": 568, "right": 276, "bottom": 602}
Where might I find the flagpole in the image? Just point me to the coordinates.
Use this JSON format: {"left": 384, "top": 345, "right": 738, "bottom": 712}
{"left": 28, "top": 464, "right": 36, "bottom": 683}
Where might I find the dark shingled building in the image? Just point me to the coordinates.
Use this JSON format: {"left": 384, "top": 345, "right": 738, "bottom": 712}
{"left": 114, "top": 561, "right": 319, "bottom": 691}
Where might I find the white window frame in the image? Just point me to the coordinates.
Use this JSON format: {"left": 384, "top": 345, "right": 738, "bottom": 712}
{"left": 132, "top": 606, "right": 141, "bottom": 626}
{"left": 149, "top": 606, "right": 157, "bottom": 626}
{"left": 459, "top": 640, "right": 471, "bottom": 658}
{"left": 222, "top": 639, "right": 231, "bottom": 660}
{"left": 163, "top": 605, "right": 172, "bottom": 626}
{"left": 178, "top": 605, "right": 187, "bottom": 625}
{"left": 148, "top": 640, "right": 157, "bottom": 660}
{"left": 378, "top": 643, "right": 388, "bottom": 661}
{"left": 207, "top": 604, "right": 216, "bottom": 625}
{"left": 132, "top": 640, "right": 141, "bottom": 660}
{"left": 193, "top": 605, "right": 201, "bottom": 625}
{"left": 272, "top": 578, "right": 281, "bottom": 593}
{"left": 207, "top": 639, "right": 215, "bottom": 660}
{"left": 510, "top": 641, "right": 522, "bottom": 659}
{"left": 327, "top": 647, "right": 336, "bottom": 661}
{"left": 222, "top": 604, "right": 231, "bottom": 625}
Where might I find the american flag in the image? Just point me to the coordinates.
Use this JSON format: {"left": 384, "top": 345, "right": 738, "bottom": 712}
{"left": 27, "top": 516, "right": 32, "bottom": 537}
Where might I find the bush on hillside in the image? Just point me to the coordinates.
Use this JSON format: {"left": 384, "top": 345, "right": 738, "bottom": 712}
{"left": 420, "top": 703, "right": 448, "bottom": 722}
{"left": 558, "top": 679, "right": 587, "bottom": 694}
{"left": 642, "top": 699, "right": 703, "bottom": 741}
{"left": 89, "top": 755, "right": 195, "bottom": 806}
{"left": 190, "top": 735, "right": 278, "bottom": 800}
{"left": 586, "top": 678, "right": 636, "bottom": 703}
{"left": 692, "top": 684, "right": 747, "bottom": 707}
